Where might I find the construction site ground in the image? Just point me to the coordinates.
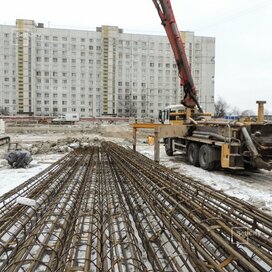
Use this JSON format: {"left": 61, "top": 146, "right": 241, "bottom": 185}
{"left": 1, "top": 122, "right": 271, "bottom": 214}
{"left": 0, "top": 122, "right": 272, "bottom": 271}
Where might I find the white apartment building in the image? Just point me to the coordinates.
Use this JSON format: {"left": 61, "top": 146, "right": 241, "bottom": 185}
{"left": 0, "top": 20, "right": 215, "bottom": 117}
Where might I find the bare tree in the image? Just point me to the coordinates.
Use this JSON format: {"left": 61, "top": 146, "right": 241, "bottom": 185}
{"left": 240, "top": 109, "right": 255, "bottom": 117}
{"left": 229, "top": 106, "right": 241, "bottom": 116}
{"left": 214, "top": 97, "right": 230, "bottom": 117}
{"left": 0, "top": 107, "right": 9, "bottom": 115}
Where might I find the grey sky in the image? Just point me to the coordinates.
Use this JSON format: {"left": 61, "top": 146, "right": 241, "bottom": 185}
{"left": 1, "top": 0, "right": 271, "bottom": 113}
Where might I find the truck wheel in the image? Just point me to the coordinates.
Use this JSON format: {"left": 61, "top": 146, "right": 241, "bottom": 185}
{"left": 164, "top": 138, "right": 173, "bottom": 156}
{"left": 199, "top": 144, "right": 215, "bottom": 171}
{"left": 187, "top": 143, "right": 199, "bottom": 166}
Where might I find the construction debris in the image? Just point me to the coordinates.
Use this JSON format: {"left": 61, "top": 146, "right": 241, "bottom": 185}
{"left": 5, "top": 150, "right": 32, "bottom": 168}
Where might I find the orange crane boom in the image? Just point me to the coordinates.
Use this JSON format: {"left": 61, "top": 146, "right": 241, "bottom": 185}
{"left": 152, "top": 0, "right": 203, "bottom": 112}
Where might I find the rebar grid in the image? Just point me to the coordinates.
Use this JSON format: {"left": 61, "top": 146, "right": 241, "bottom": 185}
{"left": 100, "top": 149, "right": 148, "bottom": 271}
{"left": 103, "top": 142, "right": 272, "bottom": 272}
{"left": 0, "top": 143, "right": 271, "bottom": 272}
{"left": 0, "top": 151, "right": 85, "bottom": 271}
{"left": 63, "top": 148, "right": 103, "bottom": 271}
{"left": 111, "top": 157, "right": 197, "bottom": 272}
{"left": 4, "top": 149, "right": 95, "bottom": 272}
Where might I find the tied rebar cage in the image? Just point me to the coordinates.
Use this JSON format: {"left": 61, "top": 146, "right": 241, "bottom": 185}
{"left": 0, "top": 143, "right": 271, "bottom": 272}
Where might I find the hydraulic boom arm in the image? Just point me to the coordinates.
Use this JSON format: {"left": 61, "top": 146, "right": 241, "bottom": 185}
{"left": 152, "top": 0, "right": 203, "bottom": 112}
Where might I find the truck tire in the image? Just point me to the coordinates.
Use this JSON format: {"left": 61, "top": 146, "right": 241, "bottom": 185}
{"left": 164, "top": 138, "right": 173, "bottom": 156}
{"left": 187, "top": 143, "right": 200, "bottom": 166}
{"left": 199, "top": 144, "right": 215, "bottom": 171}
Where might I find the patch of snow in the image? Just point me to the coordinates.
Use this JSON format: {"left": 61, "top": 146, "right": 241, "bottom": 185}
{"left": 0, "top": 153, "right": 64, "bottom": 196}
{"left": 136, "top": 143, "right": 272, "bottom": 214}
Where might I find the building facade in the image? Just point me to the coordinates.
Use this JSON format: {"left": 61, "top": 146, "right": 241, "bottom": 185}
{"left": 0, "top": 20, "right": 215, "bottom": 117}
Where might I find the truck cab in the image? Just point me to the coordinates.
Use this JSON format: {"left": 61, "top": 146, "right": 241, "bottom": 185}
{"left": 159, "top": 104, "right": 187, "bottom": 125}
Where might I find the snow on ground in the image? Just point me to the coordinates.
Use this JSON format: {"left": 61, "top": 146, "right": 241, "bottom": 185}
{"left": 136, "top": 143, "right": 272, "bottom": 214}
{"left": 0, "top": 153, "right": 65, "bottom": 196}
{"left": 0, "top": 125, "right": 271, "bottom": 215}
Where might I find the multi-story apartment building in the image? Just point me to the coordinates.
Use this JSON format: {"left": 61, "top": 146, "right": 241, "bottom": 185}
{"left": 0, "top": 20, "right": 215, "bottom": 117}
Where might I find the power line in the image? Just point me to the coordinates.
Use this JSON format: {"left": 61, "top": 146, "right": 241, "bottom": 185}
{"left": 193, "top": 0, "right": 272, "bottom": 31}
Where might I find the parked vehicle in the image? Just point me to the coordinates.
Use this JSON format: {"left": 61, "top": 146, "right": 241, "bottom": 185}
{"left": 52, "top": 113, "right": 80, "bottom": 125}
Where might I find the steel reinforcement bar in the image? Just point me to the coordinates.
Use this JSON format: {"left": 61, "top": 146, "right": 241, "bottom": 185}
{"left": 0, "top": 143, "right": 271, "bottom": 272}
{"left": 62, "top": 148, "right": 148, "bottom": 271}
{"left": 103, "top": 141, "right": 272, "bottom": 272}
{"left": 105, "top": 142, "right": 272, "bottom": 242}
{"left": 1, "top": 148, "right": 95, "bottom": 271}
{"left": 0, "top": 150, "right": 86, "bottom": 271}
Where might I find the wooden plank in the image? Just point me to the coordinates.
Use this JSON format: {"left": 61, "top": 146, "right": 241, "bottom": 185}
{"left": 155, "top": 125, "right": 188, "bottom": 138}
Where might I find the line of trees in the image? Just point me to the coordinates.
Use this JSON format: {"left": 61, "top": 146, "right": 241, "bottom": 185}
{"left": 213, "top": 97, "right": 270, "bottom": 118}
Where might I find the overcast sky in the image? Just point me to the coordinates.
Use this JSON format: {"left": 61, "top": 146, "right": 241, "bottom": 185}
{"left": 1, "top": 0, "right": 272, "bottom": 113}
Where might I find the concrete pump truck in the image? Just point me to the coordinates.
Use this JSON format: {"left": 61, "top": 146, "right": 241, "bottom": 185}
{"left": 150, "top": 0, "right": 272, "bottom": 171}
